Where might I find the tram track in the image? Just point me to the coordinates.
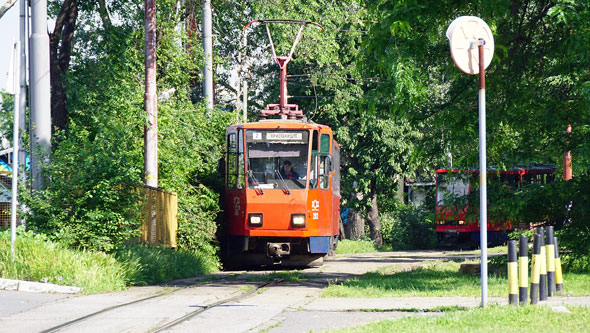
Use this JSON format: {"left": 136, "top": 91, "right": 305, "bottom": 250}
{"left": 39, "top": 277, "right": 283, "bottom": 333}
{"left": 150, "top": 279, "right": 282, "bottom": 332}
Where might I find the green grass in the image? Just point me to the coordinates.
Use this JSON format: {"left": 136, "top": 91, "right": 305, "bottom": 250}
{"left": 332, "top": 305, "right": 590, "bottom": 332}
{"left": 0, "top": 229, "right": 218, "bottom": 293}
{"left": 446, "top": 245, "right": 508, "bottom": 255}
{"left": 323, "top": 261, "right": 508, "bottom": 297}
{"left": 335, "top": 239, "right": 380, "bottom": 254}
{"left": 323, "top": 260, "right": 590, "bottom": 298}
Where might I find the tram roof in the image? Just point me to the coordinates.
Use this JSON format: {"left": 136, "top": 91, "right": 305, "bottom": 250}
{"left": 228, "top": 118, "right": 333, "bottom": 131}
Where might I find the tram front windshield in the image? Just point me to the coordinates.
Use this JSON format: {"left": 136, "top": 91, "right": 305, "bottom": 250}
{"left": 436, "top": 172, "right": 469, "bottom": 205}
{"left": 246, "top": 130, "right": 309, "bottom": 190}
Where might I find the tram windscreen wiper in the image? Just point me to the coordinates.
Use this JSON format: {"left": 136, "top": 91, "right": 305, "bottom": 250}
{"left": 248, "top": 170, "right": 264, "bottom": 195}
{"left": 274, "top": 170, "right": 291, "bottom": 195}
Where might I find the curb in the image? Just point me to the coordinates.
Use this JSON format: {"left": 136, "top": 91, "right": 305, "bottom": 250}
{"left": 0, "top": 278, "right": 82, "bottom": 294}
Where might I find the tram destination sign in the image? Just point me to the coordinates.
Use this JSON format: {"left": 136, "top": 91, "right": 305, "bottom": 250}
{"left": 266, "top": 132, "right": 303, "bottom": 141}
{"left": 246, "top": 130, "right": 308, "bottom": 143}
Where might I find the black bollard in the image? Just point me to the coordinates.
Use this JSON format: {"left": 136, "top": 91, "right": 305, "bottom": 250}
{"left": 518, "top": 235, "right": 528, "bottom": 305}
{"left": 508, "top": 240, "right": 518, "bottom": 305}
{"left": 554, "top": 236, "right": 564, "bottom": 293}
{"left": 530, "top": 233, "right": 541, "bottom": 305}
{"left": 546, "top": 226, "right": 556, "bottom": 296}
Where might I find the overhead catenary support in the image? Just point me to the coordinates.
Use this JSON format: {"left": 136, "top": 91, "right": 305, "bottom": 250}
{"left": 29, "top": 0, "right": 51, "bottom": 191}
{"left": 202, "top": 0, "right": 214, "bottom": 112}
{"left": 144, "top": 0, "right": 158, "bottom": 188}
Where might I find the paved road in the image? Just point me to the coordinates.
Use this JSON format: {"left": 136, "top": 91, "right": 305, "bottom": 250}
{"left": 1, "top": 250, "right": 587, "bottom": 332}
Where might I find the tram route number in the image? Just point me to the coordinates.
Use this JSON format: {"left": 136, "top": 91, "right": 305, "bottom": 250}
{"left": 311, "top": 200, "right": 320, "bottom": 220}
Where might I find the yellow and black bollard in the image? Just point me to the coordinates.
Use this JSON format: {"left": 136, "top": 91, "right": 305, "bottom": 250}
{"left": 530, "top": 233, "right": 541, "bottom": 304}
{"left": 546, "top": 226, "right": 556, "bottom": 296}
{"left": 508, "top": 240, "right": 518, "bottom": 305}
{"left": 554, "top": 236, "right": 564, "bottom": 293}
{"left": 538, "top": 227, "right": 548, "bottom": 301}
{"left": 518, "top": 235, "right": 528, "bottom": 305}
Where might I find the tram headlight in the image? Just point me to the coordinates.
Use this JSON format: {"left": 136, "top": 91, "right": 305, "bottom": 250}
{"left": 458, "top": 220, "right": 465, "bottom": 225}
{"left": 248, "top": 213, "right": 263, "bottom": 227}
{"left": 291, "top": 214, "right": 306, "bottom": 228}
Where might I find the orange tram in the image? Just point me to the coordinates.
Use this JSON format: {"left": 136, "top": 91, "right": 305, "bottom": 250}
{"left": 221, "top": 19, "right": 340, "bottom": 267}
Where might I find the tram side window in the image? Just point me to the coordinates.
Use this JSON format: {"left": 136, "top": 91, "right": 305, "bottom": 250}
{"left": 523, "top": 173, "right": 535, "bottom": 185}
{"left": 227, "top": 133, "right": 237, "bottom": 189}
{"left": 319, "top": 134, "right": 330, "bottom": 190}
{"left": 237, "top": 130, "right": 245, "bottom": 189}
{"left": 332, "top": 144, "right": 340, "bottom": 196}
{"left": 310, "top": 131, "right": 319, "bottom": 189}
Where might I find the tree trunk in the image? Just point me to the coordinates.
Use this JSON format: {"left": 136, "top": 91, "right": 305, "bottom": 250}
{"left": 366, "top": 180, "right": 383, "bottom": 247}
{"left": 49, "top": 0, "right": 78, "bottom": 134}
{"left": 344, "top": 208, "right": 365, "bottom": 240}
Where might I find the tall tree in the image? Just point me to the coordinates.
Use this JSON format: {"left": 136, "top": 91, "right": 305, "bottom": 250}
{"left": 49, "top": 0, "right": 78, "bottom": 134}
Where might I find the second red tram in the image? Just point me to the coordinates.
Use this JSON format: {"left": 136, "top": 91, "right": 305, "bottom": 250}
{"left": 435, "top": 164, "right": 557, "bottom": 245}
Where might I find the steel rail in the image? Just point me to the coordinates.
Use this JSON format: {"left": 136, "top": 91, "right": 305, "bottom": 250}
{"left": 150, "top": 279, "right": 283, "bottom": 332}
{"left": 39, "top": 288, "right": 180, "bottom": 333}
{"left": 39, "top": 278, "right": 282, "bottom": 333}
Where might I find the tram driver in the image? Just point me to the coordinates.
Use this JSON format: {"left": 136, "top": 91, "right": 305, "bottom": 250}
{"left": 280, "top": 160, "right": 300, "bottom": 180}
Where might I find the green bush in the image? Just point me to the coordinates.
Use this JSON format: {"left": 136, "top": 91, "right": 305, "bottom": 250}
{"left": 21, "top": 121, "right": 144, "bottom": 252}
{"left": 381, "top": 204, "right": 437, "bottom": 250}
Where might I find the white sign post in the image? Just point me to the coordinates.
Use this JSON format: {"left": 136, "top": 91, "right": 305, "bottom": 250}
{"left": 446, "top": 16, "right": 494, "bottom": 308}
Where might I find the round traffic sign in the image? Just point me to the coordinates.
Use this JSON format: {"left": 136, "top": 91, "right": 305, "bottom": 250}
{"left": 446, "top": 16, "right": 494, "bottom": 75}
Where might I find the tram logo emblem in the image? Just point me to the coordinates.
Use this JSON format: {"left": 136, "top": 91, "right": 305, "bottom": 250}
{"left": 233, "top": 197, "right": 240, "bottom": 216}
{"left": 311, "top": 200, "right": 320, "bottom": 220}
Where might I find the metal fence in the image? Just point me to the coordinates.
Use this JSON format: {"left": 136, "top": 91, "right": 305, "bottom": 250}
{"left": 141, "top": 186, "right": 178, "bottom": 247}
{"left": 0, "top": 174, "right": 11, "bottom": 229}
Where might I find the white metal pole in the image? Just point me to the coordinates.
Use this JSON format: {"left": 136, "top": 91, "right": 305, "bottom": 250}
{"left": 202, "top": 0, "right": 214, "bottom": 113}
{"left": 478, "top": 39, "right": 488, "bottom": 308}
{"left": 11, "top": 41, "right": 21, "bottom": 260}
{"left": 29, "top": 0, "right": 51, "bottom": 192}
{"left": 19, "top": 0, "right": 27, "bottom": 184}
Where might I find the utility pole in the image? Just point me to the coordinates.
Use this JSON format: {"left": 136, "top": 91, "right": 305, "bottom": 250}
{"left": 19, "top": 0, "right": 27, "bottom": 183}
{"left": 202, "top": 0, "right": 213, "bottom": 112}
{"left": 242, "top": 30, "right": 248, "bottom": 122}
{"left": 29, "top": 0, "right": 51, "bottom": 191}
{"left": 564, "top": 125, "right": 572, "bottom": 180}
{"left": 144, "top": 0, "right": 158, "bottom": 188}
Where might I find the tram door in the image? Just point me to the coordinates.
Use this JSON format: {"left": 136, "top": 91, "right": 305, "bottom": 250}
{"left": 225, "top": 128, "right": 246, "bottom": 234}
{"left": 308, "top": 130, "right": 333, "bottom": 235}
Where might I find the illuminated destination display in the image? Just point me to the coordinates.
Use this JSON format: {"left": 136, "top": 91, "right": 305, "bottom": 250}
{"left": 266, "top": 132, "right": 303, "bottom": 141}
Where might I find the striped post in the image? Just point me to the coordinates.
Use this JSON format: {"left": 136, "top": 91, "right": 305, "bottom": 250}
{"left": 554, "top": 236, "right": 564, "bottom": 293}
{"left": 546, "top": 226, "right": 556, "bottom": 296}
{"left": 508, "top": 240, "right": 518, "bottom": 305}
{"left": 518, "top": 235, "right": 528, "bottom": 305}
{"left": 538, "top": 227, "right": 547, "bottom": 301}
{"left": 530, "top": 233, "right": 541, "bottom": 304}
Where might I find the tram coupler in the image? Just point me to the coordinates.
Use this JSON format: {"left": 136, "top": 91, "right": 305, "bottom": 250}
{"left": 267, "top": 242, "right": 290, "bottom": 259}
